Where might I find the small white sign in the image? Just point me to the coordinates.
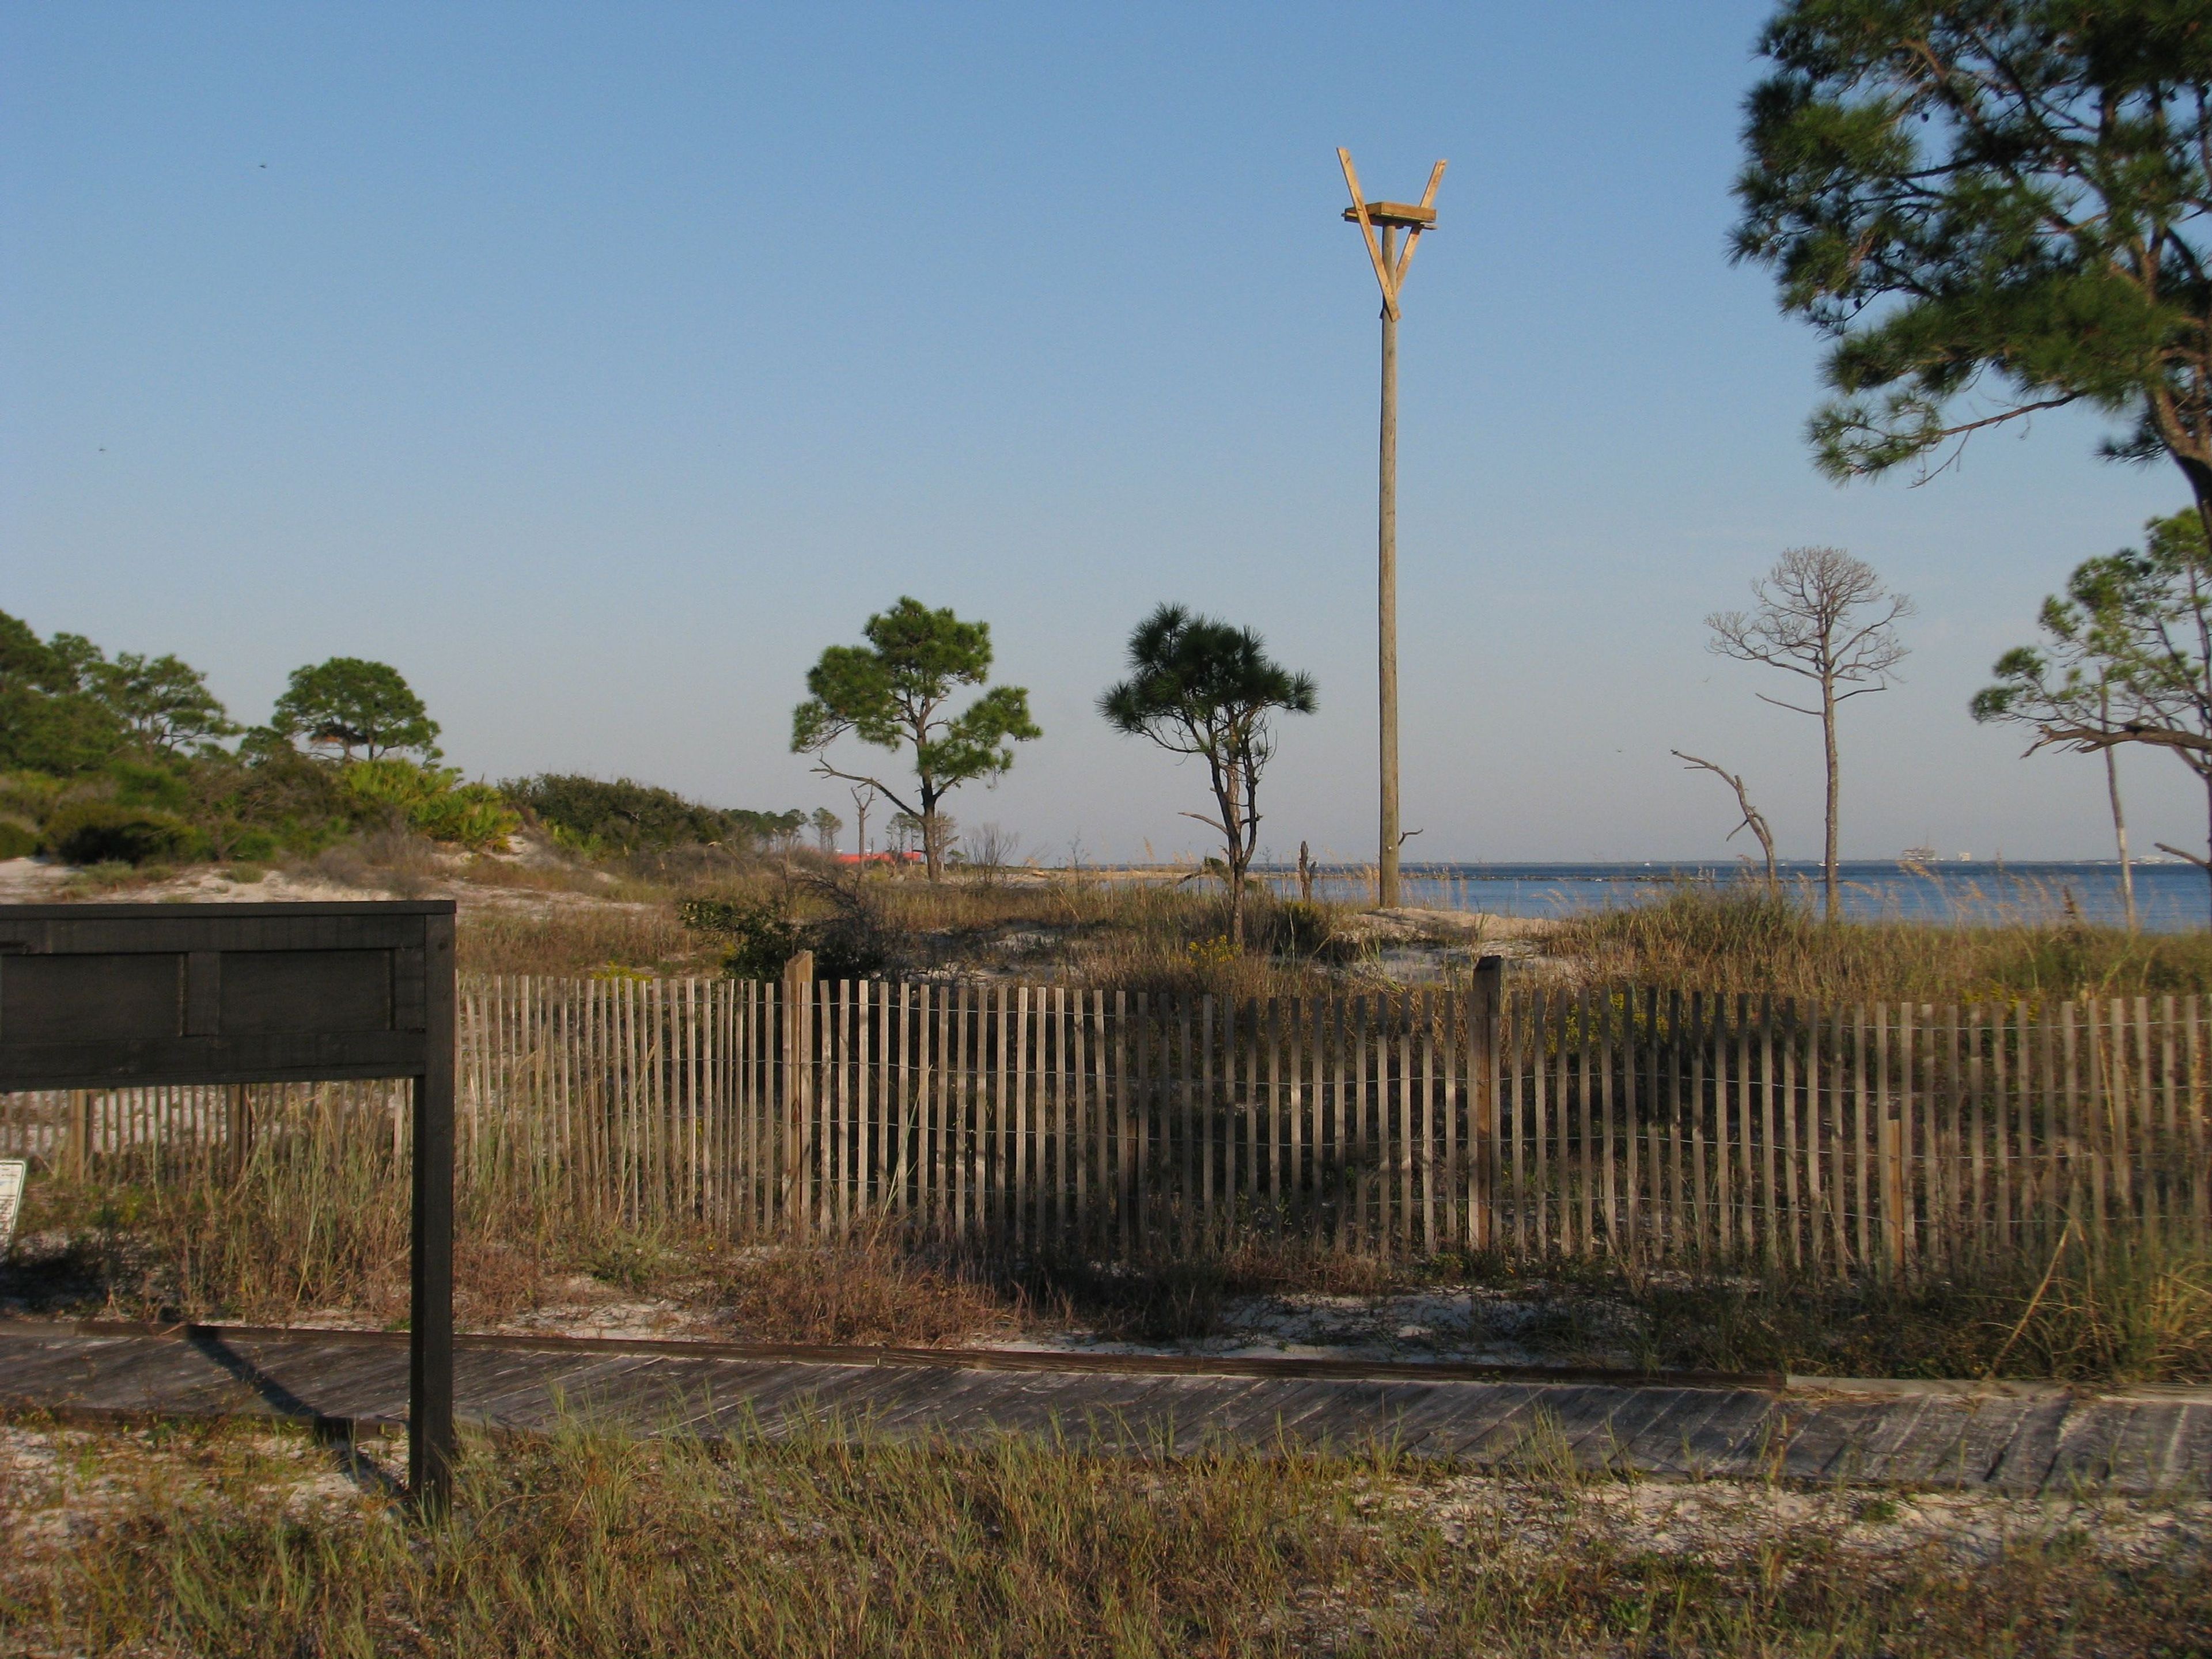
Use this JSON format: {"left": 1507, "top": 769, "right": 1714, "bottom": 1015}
{"left": 0, "top": 1159, "right": 22, "bottom": 1251}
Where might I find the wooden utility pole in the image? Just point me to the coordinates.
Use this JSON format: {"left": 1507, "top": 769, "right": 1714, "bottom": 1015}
{"left": 1339, "top": 150, "right": 1444, "bottom": 911}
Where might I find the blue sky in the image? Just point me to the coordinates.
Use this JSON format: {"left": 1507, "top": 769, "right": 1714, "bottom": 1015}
{"left": 2, "top": 3, "right": 2195, "bottom": 864}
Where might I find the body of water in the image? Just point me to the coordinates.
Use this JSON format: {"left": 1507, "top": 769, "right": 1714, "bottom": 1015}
{"left": 1258, "top": 861, "right": 2212, "bottom": 931}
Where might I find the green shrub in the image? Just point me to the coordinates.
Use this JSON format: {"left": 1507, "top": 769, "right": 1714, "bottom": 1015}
{"left": 680, "top": 889, "right": 891, "bottom": 980}
{"left": 1267, "top": 900, "right": 1338, "bottom": 956}
{"left": 44, "top": 800, "right": 200, "bottom": 866}
{"left": 105, "top": 756, "right": 193, "bottom": 813}
{"left": 340, "top": 758, "right": 518, "bottom": 850}
{"left": 0, "top": 816, "right": 36, "bottom": 859}
{"left": 404, "top": 781, "right": 517, "bottom": 848}
{"left": 226, "top": 828, "right": 279, "bottom": 862}
{"left": 681, "top": 897, "right": 806, "bottom": 978}
{"left": 506, "top": 774, "right": 801, "bottom": 855}
{"left": 0, "top": 771, "right": 63, "bottom": 825}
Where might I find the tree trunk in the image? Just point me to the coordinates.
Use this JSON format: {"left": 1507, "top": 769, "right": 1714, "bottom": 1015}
{"left": 1821, "top": 675, "right": 1840, "bottom": 919}
{"left": 2203, "top": 771, "right": 2212, "bottom": 928}
{"left": 1216, "top": 753, "right": 1249, "bottom": 953}
{"left": 2102, "top": 685, "right": 2136, "bottom": 932}
{"left": 921, "top": 803, "right": 944, "bottom": 882}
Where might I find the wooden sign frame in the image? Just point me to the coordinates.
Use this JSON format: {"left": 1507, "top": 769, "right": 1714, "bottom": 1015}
{"left": 0, "top": 900, "right": 457, "bottom": 1504}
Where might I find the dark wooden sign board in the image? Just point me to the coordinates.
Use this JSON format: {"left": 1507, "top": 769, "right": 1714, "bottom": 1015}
{"left": 0, "top": 901, "right": 457, "bottom": 1503}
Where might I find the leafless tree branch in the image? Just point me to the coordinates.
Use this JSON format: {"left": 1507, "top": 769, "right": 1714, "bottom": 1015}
{"left": 1672, "top": 750, "right": 1779, "bottom": 887}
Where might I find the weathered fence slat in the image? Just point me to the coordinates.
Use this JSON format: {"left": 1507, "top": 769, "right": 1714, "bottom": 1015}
{"left": 11, "top": 969, "right": 2210, "bottom": 1277}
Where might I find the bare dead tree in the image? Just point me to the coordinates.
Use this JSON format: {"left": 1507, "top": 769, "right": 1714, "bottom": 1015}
{"left": 1707, "top": 547, "right": 1912, "bottom": 916}
{"left": 848, "top": 781, "right": 878, "bottom": 859}
{"left": 1672, "top": 750, "right": 1778, "bottom": 888}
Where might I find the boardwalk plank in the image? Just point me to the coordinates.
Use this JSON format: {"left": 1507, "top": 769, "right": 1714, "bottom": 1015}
{"left": 1236, "top": 1381, "right": 1385, "bottom": 1449}
{"left": 1536, "top": 1385, "right": 1679, "bottom": 1469}
{"left": 1985, "top": 1399, "right": 2078, "bottom": 1494}
{"left": 670, "top": 1359, "right": 872, "bottom": 1429}
{"left": 668, "top": 1362, "right": 872, "bottom": 1434}
{"left": 471, "top": 1357, "right": 669, "bottom": 1426}
{"left": 2041, "top": 1402, "right": 2142, "bottom": 1495}
{"left": 1033, "top": 1377, "right": 1200, "bottom": 1453}
{"left": 1354, "top": 1382, "right": 1491, "bottom": 1456}
{"left": 1554, "top": 1388, "right": 1688, "bottom": 1470}
{"left": 1823, "top": 1393, "right": 1942, "bottom": 1485}
{"left": 1162, "top": 1377, "right": 1327, "bottom": 1450}
{"left": 1610, "top": 1389, "right": 1732, "bottom": 1474}
{"left": 1155, "top": 1380, "right": 1280, "bottom": 1454}
{"left": 4, "top": 1330, "right": 2206, "bottom": 1495}
{"left": 571, "top": 1358, "right": 769, "bottom": 1434}
{"left": 1425, "top": 1384, "right": 1554, "bottom": 1462}
{"left": 1653, "top": 1393, "right": 1775, "bottom": 1479}
{"left": 838, "top": 1369, "right": 1018, "bottom": 1437}
{"left": 1850, "top": 1399, "right": 1996, "bottom": 1488}
{"left": 2175, "top": 1404, "right": 2212, "bottom": 1492}
{"left": 233, "top": 1343, "right": 402, "bottom": 1416}
{"left": 1912, "top": 1399, "right": 2037, "bottom": 1490}
{"left": 0, "top": 1341, "right": 133, "bottom": 1403}
{"left": 65, "top": 1343, "right": 245, "bottom": 1412}
{"left": 2101, "top": 1402, "right": 2199, "bottom": 1496}
{"left": 1285, "top": 1382, "right": 1449, "bottom": 1455}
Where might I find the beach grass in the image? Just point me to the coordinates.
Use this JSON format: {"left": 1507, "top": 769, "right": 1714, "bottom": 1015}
{"left": 1541, "top": 883, "right": 2212, "bottom": 1001}
{"left": 3, "top": 1415, "right": 2205, "bottom": 1657}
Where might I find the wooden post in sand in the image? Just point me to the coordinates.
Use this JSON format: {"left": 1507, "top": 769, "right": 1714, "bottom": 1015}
{"left": 1338, "top": 148, "right": 1445, "bottom": 910}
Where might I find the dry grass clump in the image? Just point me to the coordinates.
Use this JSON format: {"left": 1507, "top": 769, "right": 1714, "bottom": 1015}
{"left": 1547, "top": 884, "right": 2212, "bottom": 1001}
{"left": 845, "top": 869, "right": 1368, "bottom": 998}
{"left": 301, "top": 823, "right": 447, "bottom": 895}
{"left": 462, "top": 859, "right": 1368, "bottom": 997}
{"left": 1012, "top": 1236, "right": 1410, "bottom": 1342}
{"left": 1627, "top": 1231, "right": 2212, "bottom": 1385}
{"left": 713, "top": 1238, "right": 1029, "bottom": 1347}
{"left": 457, "top": 904, "right": 713, "bottom": 977}
{"left": 1011, "top": 1229, "right": 2212, "bottom": 1384}
{"left": 6, "top": 1418, "right": 2205, "bottom": 1657}
{"left": 9, "top": 1116, "right": 711, "bottom": 1331}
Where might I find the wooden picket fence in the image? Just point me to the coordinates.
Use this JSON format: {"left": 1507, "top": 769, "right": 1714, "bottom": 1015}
{"left": 5, "top": 961, "right": 2208, "bottom": 1277}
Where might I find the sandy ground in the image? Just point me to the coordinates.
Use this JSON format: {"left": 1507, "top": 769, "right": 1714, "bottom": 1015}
{"left": 983, "top": 1286, "right": 1643, "bottom": 1368}
{"left": 0, "top": 857, "right": 381, "bottom": 906}
{"left": 434, "top": 1286, "right": 1632, "bottom": 1363}
{"left": 325, "top": 1276, "right": 1638, "bottom": 1369}
{"left": 3, "top": 1259, "right": 1640, "bottom": 1366}
{"left": 0, "top": 850, "right": 663, "bottom": 925}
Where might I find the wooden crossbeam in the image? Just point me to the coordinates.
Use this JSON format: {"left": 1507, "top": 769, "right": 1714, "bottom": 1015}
{"left": 1342, "top": 202, "right": 1437, "bottom": 228}
{"left": 1337, "top": 151, "right": 1445, "bottom": 319}
{"left": 1337, "top": 148, "right": 1400, "bottom": 320}
{"left": 1393, "top": 160, "right": 1448, "bottom": 287}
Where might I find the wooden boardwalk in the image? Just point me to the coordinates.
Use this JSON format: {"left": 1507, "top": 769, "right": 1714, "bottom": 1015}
{"left": 2, "top": 1324, "right": 2206, "bottom": 1497}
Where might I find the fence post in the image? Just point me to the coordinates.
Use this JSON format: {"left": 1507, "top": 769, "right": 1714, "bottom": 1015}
{"left": 67, "top": 1090, "right": 91, "bottom": 1180}
{"left": 781, "top": 952, "right": 815, "bottom": 1239}
{"left": 1879, "top": 1113, "right": 1906, "bottom": 1279}
{"left": 225, "top": 1084, "right": 253, "bottom": 1181}
{"left": 1469, "top": 957, "right": 1504, "bottom": 1251}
